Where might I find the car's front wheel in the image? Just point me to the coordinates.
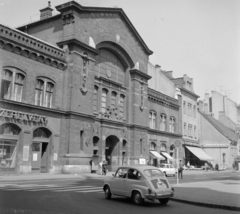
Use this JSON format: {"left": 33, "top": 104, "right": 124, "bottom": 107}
{"left": 104, "top": 186, "right": 112, "bottom": 200}
{"left": 159, "top": 198, "right": 169, "bottom": 205}
{"left": 132, "top": 191, "right": 144, "bottom": 205}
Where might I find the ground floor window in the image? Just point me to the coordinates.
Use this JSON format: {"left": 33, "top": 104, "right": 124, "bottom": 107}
{"left": 0, "top": 140, "right": 17, "bottom": 170}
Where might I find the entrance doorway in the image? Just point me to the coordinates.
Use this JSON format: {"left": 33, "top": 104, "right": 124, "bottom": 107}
{"left": 31, "top": 128, "right": 51, "bottom": 173}
{"left": 32, "top": 142, "right": 49, "bottom": 173}
{"left": 105, "top": 135, "right": 119, "bottom": 171}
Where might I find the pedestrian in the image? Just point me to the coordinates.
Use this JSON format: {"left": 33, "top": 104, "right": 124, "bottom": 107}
{"left": 232, "top": 162, "right": 236, "bottom": 173}
{"left": 99, "top": 160, "right": 103, "bottom": 175}
{"left": 187, "top": 161, "right": 190, "bottom": 170}
{"left": 215, "top": 163, "right": 219, "bottom": 172}
{"left": 205, "top": 162, "right": 209, "bottom": 172}
{"left": 178, "top": 160, "right": 184, "bottom": 179}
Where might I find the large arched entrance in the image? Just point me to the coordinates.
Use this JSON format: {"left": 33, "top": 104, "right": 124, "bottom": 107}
{"left": 105, "top": 135, "right": 120, "bottom": 171}
{"left": 31, "top": 127, "right": 52, "bottom": 173}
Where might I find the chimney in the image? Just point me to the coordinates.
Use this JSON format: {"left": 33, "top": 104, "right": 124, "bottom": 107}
{"left": 40, "top": 1, "right": 53, "bottom": 20}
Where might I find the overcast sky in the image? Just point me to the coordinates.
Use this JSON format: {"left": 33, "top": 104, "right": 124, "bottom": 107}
{"left": 1, "top": 0, "right": 239, "bottom": 104}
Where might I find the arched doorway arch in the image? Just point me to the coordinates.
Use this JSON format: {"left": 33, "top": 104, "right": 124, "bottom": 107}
{"left": 105, "top": 135, "right": 120, "bottom": 171}
{"left": 0, "top": 123, "right": 21, "bottom": 171}
{"left": 32, "top": 127, "right": 52, "bottom": 173}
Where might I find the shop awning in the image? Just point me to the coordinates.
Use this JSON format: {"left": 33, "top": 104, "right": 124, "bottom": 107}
{"left": 161, "top": 152, "right": 174, "bottom": 160}
{"left": 186, "top": 146, "right": 214, "bottom": 161}
{"left": 150, "top": 151, "right": 165, "bottom": 160}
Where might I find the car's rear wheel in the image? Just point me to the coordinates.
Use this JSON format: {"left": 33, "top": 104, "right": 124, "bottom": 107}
{"left": 104, "top": 186, "right": 112, "bottom": 200}
{"left": 159, "top": 198, "right": 169, "bottom": 205}
{"left": 132, "top": 191, "right": 144, "bottom": 205}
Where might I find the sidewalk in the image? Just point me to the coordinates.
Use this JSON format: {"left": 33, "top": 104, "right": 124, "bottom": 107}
{"left": 0, "top": 170, "right": 240, "bottom": 211}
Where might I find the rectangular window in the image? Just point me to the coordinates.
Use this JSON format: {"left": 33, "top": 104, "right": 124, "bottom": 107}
{"left": 183, "top": 101, "right": 186, "bottom": 114}
{"left": 119, "top": 95, "right": 125, "bottom": 118}
{"left": 101, "top": 89, "right": 107, "bottom": 112}
{"left": 93, "top": 86, "right": 98, "bottom": 112}
{"left": 194, "top": 126, "right": 197, "bottom": 138}
{"left": 184, "top": 123, "right": 187, "bottom": 136}
{"left": 188, "top": 103, "right": 192, "bottom": 116}
{"left": 160, "top": 114, "right": 166, "bottom": 131}
{"left": 193, "top": 105, "right": 196, "bottom": 117}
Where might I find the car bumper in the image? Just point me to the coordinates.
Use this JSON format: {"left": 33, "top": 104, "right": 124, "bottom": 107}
{"left": 145, "top": 192, "right": 174, "bottom": 199}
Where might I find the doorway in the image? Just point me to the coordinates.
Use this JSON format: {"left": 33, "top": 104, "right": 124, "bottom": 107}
{"left": 31, "top": 142, "right": 49, "bottom": 173}
{"left": 105, "top": 135, "right": 119, "bottom": 171}
{"left": 31, "top": 127, "right": 51, "bottom": 173}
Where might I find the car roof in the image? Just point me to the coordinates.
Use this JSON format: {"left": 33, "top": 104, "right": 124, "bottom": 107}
{"left": 117, "top": 165, "right": 158, "bottom": 171}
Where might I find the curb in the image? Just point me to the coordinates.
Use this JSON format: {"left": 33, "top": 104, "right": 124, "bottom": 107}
{"left": 170, "top": 198, "right": 240, "bottom": 211}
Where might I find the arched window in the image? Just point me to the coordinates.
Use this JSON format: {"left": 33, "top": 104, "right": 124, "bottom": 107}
{"left": 1, "top": 68, "right": 25, "bottom": 102}
{"left": 35, "top": 78, "right": 54, "bottom": 108}
{"left": 33, "top": 128, "right": 51, "bottom": 138}
{"left": 160, "top": 114, "right": 167, "bottom": 131}
{"left": 119, "top": 94, "right": 125, "bottom": 118}
{"left": 169, "top": 117, "right": 176, "bottom": 133}
{"left": 149, "top": 111, "right": 156, "bottom": 129}
{"left": 95, "top": 49, "right": 126, "bottom": 86}
{"left": 0, "top": 123, "right": 21, "bottom": 136}
{"left": 160, "top": 143, "right": 167, "bottom": 152}
{"left": 111, "top": 91, "right": 117, "bottom": 108}
{"left": 101, "top": 88, "right": 108, "bottom": 113}
{"left": 93, "top": 85, "right": 99, "bottom": 112}
{"left": 150, "top": 142, "right": 156, "bottom": 150}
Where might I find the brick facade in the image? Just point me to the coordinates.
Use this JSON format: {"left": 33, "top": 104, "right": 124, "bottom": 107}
{"left": 0, "top": 1, "right": 182, "bottom": 174}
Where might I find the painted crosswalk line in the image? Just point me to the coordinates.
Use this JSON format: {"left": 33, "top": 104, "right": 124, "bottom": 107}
{"left": 0, "top": 184, "right": 102, "bottom": 193}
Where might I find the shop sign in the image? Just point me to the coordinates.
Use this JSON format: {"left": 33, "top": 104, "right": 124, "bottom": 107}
{"left": 0, "top": 109, "right": 47, "bottom": 124}
{"left": 139, "top": 158, "right": 146, "bottom": 165}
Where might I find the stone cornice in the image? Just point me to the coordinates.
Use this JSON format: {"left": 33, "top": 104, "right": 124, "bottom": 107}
{"left": 180, "top": 87, "right": 200, "bottom": 98}
{"left": 57, "top": 38, "right": 100, "bottom": 56}
{"left": 148, "top": 128, "right": 182, "bottom": 137}
{"left": 55, "top": 1, "right": 153, "bottom": 55}
{"left": 0, "top": 24, "right": 67, "bottom": 70}
{"left": 130, "top": 69, "right": 152, "bottom": 80}
{"left": 148, "top": 88, "right": 180, "bottom": 110}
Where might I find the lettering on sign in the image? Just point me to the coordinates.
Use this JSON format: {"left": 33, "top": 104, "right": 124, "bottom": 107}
{"left": 0, "top": 109, "right": 48, "bottom": 124}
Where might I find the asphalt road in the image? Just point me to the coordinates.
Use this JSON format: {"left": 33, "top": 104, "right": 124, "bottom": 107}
{"left": 0, "top": 172, "right": 237, "bottom": 214}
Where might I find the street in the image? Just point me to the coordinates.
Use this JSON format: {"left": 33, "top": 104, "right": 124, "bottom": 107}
{"left": 0, "top": 171, "right": 239, "bottom": 214}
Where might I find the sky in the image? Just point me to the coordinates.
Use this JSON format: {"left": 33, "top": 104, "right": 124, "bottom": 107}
{"left": 0, "top": 0, "right": 239, "bottom": 104}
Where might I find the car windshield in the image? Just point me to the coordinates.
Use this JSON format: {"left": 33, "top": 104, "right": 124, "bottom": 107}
{"left": 143, "top": 169, "right": 165, "bottom": 177}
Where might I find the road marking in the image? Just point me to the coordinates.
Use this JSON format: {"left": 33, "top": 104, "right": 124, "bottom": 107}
{"left": 0, "top": 184, "right": 102, "bottom": 193}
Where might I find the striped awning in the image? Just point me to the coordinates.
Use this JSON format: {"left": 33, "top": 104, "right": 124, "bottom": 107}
{"left": 186, "top": 146, "right": 214, "bottom": 161}
{"left": 150, "top": 151, "right": 165, "bottom": 160}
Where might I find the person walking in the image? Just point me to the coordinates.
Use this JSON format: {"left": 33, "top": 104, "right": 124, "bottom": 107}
{"left": 215, "top": 163, "right": 219, "bottom": 171}
{"left": 232, "top": 162, "right": 236, "bottom": 173}
{"left": 178, "top": 160, "right": 184, "bottom": 179}
{"left": 205, "top": 162, "right": 209, "bottom": 172}
{"left": 99, "top": 160, "right": 103, "bottom": 175}
{"left": 187, "top": 161, "right": 190, "bottom": 170}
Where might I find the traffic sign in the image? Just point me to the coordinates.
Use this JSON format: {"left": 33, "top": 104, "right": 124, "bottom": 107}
{"left": 174, "top": 139, "right": 183, "bottom": 148}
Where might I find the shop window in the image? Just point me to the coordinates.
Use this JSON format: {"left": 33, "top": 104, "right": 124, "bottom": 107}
{"left": 169, "top": 117, "right": 176, "bottom": 133}
{"left": 35, "top": 78, "right": 54, "bottom": 108}
{"left": 119, "top": 94, "right": 125, "bottom": 118}
{"left": 93, "top": 85, "right": 99, "bottom": 112}
{"left": 0, "top": 123, "right": 21, "bottom": 136}
{"left": 149, "top": 111, "right": 156, "bottom": 129}
{"left": 101, "top": 88, "right": 108, "bottom": 113}
{"left": 160, "top": 114, "right": 167, "bottom": 131}
{"left": 1, "top": 68, "right": 25, "bottom": 102}
{"left": 0, "top": 140, "right": 17, "bottom": 169}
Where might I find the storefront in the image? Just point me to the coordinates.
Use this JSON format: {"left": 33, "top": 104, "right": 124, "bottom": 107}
{"left": 0, "top": 108, "right": 60, "bottom": 174}
{"left": 185, "top": 145, "right": 213, "bottom": 167}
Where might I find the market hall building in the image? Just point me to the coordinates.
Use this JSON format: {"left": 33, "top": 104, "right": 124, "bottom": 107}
{"left": 0, "top": 1, "right": 183, "bottom": 175}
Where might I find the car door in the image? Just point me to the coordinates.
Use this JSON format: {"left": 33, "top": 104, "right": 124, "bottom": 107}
{"left": 110, "top": 168, "right": 128, "bottom": 196}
